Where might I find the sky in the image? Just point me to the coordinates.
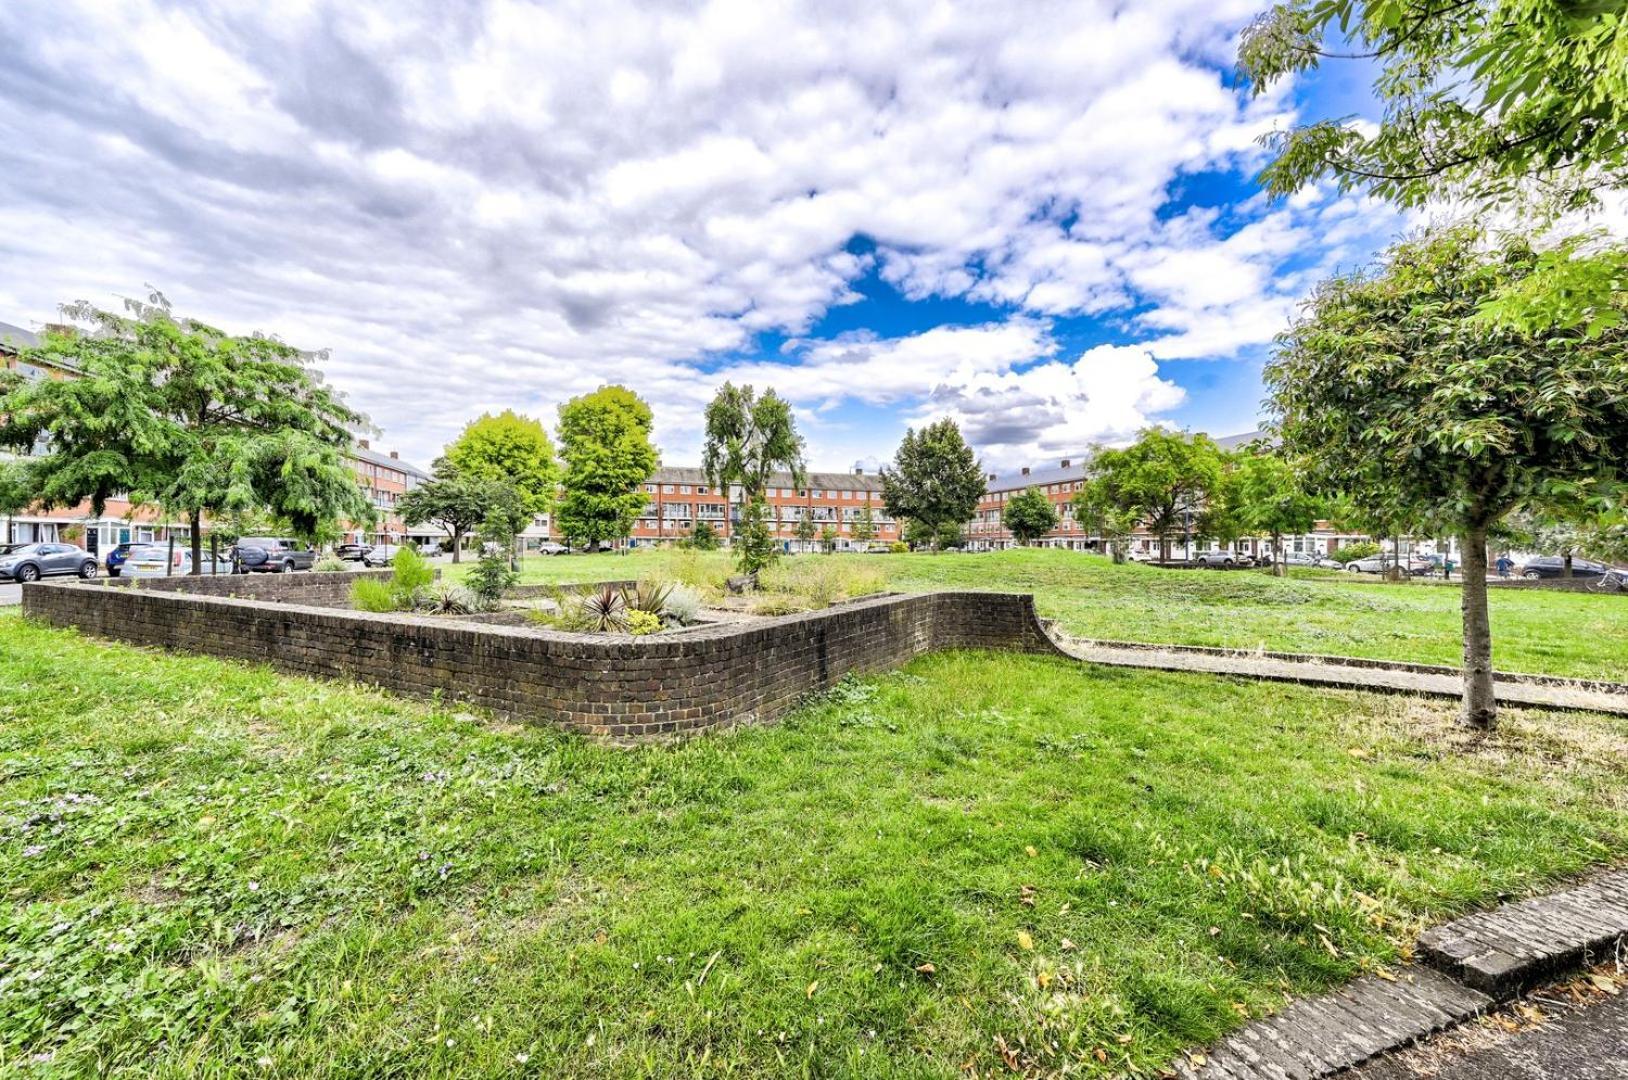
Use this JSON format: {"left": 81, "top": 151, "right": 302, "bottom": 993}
{"left": 0, "top": 0, "right": 1406, "bottom": 473}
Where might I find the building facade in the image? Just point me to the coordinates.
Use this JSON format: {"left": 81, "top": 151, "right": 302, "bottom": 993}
{"left": 623, "top": 466, "right": 900, "bottom": 551}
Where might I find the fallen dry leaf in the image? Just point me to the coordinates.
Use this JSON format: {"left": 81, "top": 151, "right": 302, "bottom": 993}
{"left": 1016, "top": 930, "right": 1034, "bottom": 951}
{"left": 915, "top": 962, "right": 937, "bottom": 975}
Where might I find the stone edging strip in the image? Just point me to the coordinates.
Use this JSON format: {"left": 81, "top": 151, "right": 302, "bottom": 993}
{"left": 1175, "top": 869, "right": 1628, "bottom": 1079}
{"left": 1052, "top": 638, "right": 1628, "bottom": 716}
{"left": 1056, "top": 634, "right": 1628, "bottom": 696}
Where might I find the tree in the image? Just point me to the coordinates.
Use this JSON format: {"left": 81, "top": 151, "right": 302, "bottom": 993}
{"left": 689, "top": 520, "right": 720, "bottom": 551}
{"left": 1265, "top": 225, "right": 1628, "bottom": 730}
{"left": 555, "top": 386, "right": 659, "bottom": 551}
{"left": 0, "top": 459, "right": 28, "bottom": 545}
{"left": 1239, "top": 0, "right": 1628, "bottom": 216}
{"left": 880, "top": 420, "right": 985, "bottom": 551}
{"left": 794, "top": 510, "right": 817, "bottom": 551}
{"left": 1084, "top": 430, "right": 1225, "bottom": 564}
{"left": 443, "top": 410, "right": 557, "bottom": 517}
{"left": 852, "top": 504, "right": 876, "bottom": 547}
{"left": 1071, "top": 479, "right": 1138, "bottom": 563}
{"left": 1004, "top": 487, "right": 1058, "bottom": 545}
{"left": 398, "top": 466, "right": 494, "bottom": 563}
{"left": 0, "top": 294, "right": 372, "bottom": 572}
{"left": 1238, "top": 1, "right": 1628, "bottom": 334}
{"left": 819, "top": 523, "right": 839, "bottom": 553}
{"left": 701, "top": 383, "right": 806, "bottom": 575}
{"left": 1232, "top": 451, "right": 1322, "bottom": 576}
{"left": 466, "top": 481, "right": 527, "bottom": 605}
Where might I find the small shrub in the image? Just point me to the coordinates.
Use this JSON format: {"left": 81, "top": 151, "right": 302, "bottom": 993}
{"left": 750, "top": 594, "right": 806, "bottom": 616}
{"left": 313, "top": 555, "right": 348, "bottom": 573}
{"left": 352, "top": 578, "right": 398, "bottom": 613}
{"left": 1332, "top": 540, "right": 1382, "bottom": 564}
{"left": 662, "top": 584, "right": 703, "bottom": 625}
{"left": 393, "top": 546, "right": 435, "bottom": 593}
{"left": 416, "top": 583, "right": 480, "bottom": 615}
{"left": 466, "top": 551, "right": 518, "bottom": 607}
{"left": 579, "top": 583, "right": 628, "bottom": 632}
{"left": 889, "top": 541, "right": 908, "bottom": 554}
{"left": 689, "top": 521, "right": 720, "bottom": 550}
{"left": 625, "top": 578, "right": 674, "bottom": 616}
{"left": 625, "top": 609, "right": 662, "bottom": 635}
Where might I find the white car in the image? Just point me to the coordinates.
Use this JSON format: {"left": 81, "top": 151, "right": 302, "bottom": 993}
{"left": 121, "top": 544, "right": 234, "bottom": 578}
{"left": 363, "top": 544, "right": 404, "bottom": 567}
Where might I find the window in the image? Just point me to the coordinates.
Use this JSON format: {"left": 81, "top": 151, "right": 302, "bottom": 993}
{"left": 663, "top": 484, "right": 675, "bottom": 494}
{"left": 680, "top": 485, "right": 691, "bottom": 494}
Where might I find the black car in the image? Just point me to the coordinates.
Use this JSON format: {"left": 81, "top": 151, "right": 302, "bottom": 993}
{"left": 335, "top": 542, "right": 373, "bottom": 562}
{"left": 1519, "top": 555, "right": 1609, "bottom": 580}
{"left": 232, "top": 537, "right": 316, "bottom": 573}
{"left": 0, "top": 542, "right": 99, "bottom": 582}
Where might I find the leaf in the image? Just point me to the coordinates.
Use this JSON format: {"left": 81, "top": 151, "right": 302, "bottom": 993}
{"left": 806, "top": 980, "right": 818, "bottom": 999}
{"left": 915, "top": 962, "right": 937, "bottom": 975}
{"left": 1024, "top": 845, "right": 1038, "bottom": 858}
{"left": 1016, "top": 931, "right": 1034, "bottom": 951}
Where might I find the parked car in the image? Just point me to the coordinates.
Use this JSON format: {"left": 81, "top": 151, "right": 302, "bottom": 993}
{"left": 0, "top": 542, "right": 99, "bottom": 582}
{"left": 103, "top": 541, "right": 143, "bottom": 577}
{"left": 535, "top": 541, "right": 571, "bottom": 556}
{"left": 1518, "top": 555, "right": 1610, "bottom": 580}
{"left": 1283, "top": 551, "right": 1341, "bottom": 570}
{"left": 1345, "top": 554, "right": 1433, "bottom": 575}
{"left": 362, "top": 544, "right": 403, "bottom": 567}
{"left": 334, "top": 542, "right": 373, "bottom": 562}
{"left": 121, "top": 545, "right": 234, "bottom": 578}
{"left": 232, "top": 537, "right": 316, "bottom": 573}
{"left": 1193, "top": 550, "right": 1244, "bottom": 568}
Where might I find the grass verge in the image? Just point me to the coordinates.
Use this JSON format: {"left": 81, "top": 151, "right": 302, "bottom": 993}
{"left": 2, "top": 610, "right": 1624, "bottom": 1076}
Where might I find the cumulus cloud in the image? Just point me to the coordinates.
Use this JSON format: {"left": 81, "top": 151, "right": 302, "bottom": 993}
{"left": 0, "top": 0, "right": 1396, "bottom": 469}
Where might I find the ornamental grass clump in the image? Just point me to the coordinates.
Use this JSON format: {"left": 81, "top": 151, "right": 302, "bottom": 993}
{"left": 350, "top": 546, "right": 436, "bottom": 612}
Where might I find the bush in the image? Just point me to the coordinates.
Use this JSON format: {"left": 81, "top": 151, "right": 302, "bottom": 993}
{"left": 465, "top": 551, "right": 518, "bottom": 607}
{"left": 625, "top": 609, "right": 662, "bottom": 635}
{"left": 889, "top": 541, "right": 908, "bottom": 554}
{"left": 1332, "top": 540, "right": 1382, "bottom": 564}
{"left": 351, "top": 578, "right": 398, "bottom": 613}
{"left": 689, "top": 521, "right": 720, "bottom": 551}
{"left": 750, "top": 594, "right": 805, "bottom": 616}
{"left": 313, "top": 555, "right": 348, "bottom": 573}
{"left": 393, "top": 547, "right": 435, "bottom": 593}
{"left": 662, "top": 584, "right": 703, "bottom": 625}
{"left": 625, "top": 578, "right": 674, "bottom": 617}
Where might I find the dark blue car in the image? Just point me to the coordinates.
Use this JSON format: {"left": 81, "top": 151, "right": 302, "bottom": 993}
{"left": 104, "top": 541, "right": 139, "bottom": 577}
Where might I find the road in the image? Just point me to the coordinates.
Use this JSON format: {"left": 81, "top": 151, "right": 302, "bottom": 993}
{"left": 0, "top": 583, "right": 18, "bottom": 606}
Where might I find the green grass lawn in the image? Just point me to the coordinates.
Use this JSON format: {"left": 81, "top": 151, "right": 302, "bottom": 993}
{"left": 3, "top": 610, "right": 1625, "bottom": 1076}
{"left": 453, "top": 547, "right": 1628, "bottom": 679}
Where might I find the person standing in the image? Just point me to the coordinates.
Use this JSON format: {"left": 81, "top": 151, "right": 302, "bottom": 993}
{"left": 1495, "top": 554, "right": 1514, "bottom": 579}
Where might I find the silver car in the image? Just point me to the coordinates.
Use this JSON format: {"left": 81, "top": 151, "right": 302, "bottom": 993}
{"left": 121, "top": 545, "right": 234, "bottom": 578}
{"left": 0, "top": 542, "right": 99, "bottom": 582}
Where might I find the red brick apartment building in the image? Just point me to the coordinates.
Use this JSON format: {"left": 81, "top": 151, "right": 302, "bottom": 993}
{"left": 2, "top": 319, "right": 426, "bottom": 554}
{"left": 625, "top": 466, "right": 900, "bottom": 551}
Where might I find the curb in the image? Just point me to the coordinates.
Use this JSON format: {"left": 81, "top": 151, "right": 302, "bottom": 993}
{"left": 1175, "top": 870, "right": 1628, "bottom": 1079}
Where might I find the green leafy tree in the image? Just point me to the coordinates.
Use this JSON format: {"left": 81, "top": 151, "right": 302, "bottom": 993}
{"left": 701, "top": 383, "right": 806, "bottom": 575}
{"left": 1071, "top": 478, "right": 1138, "bottom": 563}
{"left": 689, "top": 520, "right": 720, "bottom": 551}
{"left": 852, "top": 505, "right": 876, "bottom": 546}
{"left": 399, "top": 466, "right": 494, "bottom": 563}
{"left": 880, "top": 420, "right": 985, "bottom": 551}
{"left": 819, "top": 524, "right": 839, "bottom": 553}
{"left": 555, "top": 386, "right": 659, "bottom": 551}
{"left": 1238, "top": 1, "right": 1628, "bottom": 334}
{"left": 0, "top": 294, "right": 372, "bottom": 572}
{"left": 794, "top": 510, "right": 817, "bottom": 551}
{"left": 1084, "top": 430, "right": 1225, "bottom": 564}
{"left": 1265, "top": 225, "right": 1628, "bottom": 729}
{"left": 1003, "top": 486, "right": 1058, "bottom": 545}
{"left": 443, "top": 410, "right": 557, "bottom": 516}
{"left": 1233, "top": 451, "right": 1322, "bottom": 576}
{"left": 466, "top": 482, "right": 527, "bottom": 605}
{"left": 936, "top": 522, "right": 966, "bottom": 550}
{"left": 0, "top": 459, "right": 28, "bottom": 545}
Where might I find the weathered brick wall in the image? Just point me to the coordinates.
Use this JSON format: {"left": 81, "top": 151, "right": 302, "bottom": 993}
{"left": 93, "top": 569, "right": 399, "bottom": 607}
{"left": 22, "top": 579, "right": 1065, "bottom": 740}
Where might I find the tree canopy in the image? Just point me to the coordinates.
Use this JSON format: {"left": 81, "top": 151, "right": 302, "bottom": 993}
{"left": 555, "top": 386, "right": 658, "bottom": 550}
{"left": 1231, "top": 450, "right": 1323, "bottom": 575}
{"left": 1238, "top": 0, "right": 1628, "bottom": 215}
{"left": 1265, "top": 224, "right": 1628, "bottom": 727}
{"left": 0, "top": 294, "right": 372, "bottom": 567}
{"left": 880, "top": 419, "right": 985, "bottom": 549}
{"left": 701, "top": 383, "right": 806, "bottom": 574}
{"left": 398, "top": 466, "right": 499, "bottom": 563}
{"left": 443, "top": 410, "right": 557, "bottom": 516}
{"left": 1003, "top": 487, "right": 1058, "bottom": 545}
{"left": 1083, "top": 430, "right": 1225, "bottom": 564}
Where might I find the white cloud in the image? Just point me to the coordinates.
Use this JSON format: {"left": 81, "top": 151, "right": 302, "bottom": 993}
{"left": 0, "top": 0, "right": 1399, "bottom": 470}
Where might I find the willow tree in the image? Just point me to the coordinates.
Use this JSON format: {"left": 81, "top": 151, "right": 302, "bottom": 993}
{"left": 701, "top": 383, "right": 806, "bottom": 574}
{"left": 0, "top": 294, "right": 371, "bottom": 571}
{"left": 1266, "top": 226, "right": 1628, "bottom": 730}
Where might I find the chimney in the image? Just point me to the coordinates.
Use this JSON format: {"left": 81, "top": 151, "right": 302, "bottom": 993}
{"left": 389, "top": 450, "right": 399, "bottom": 459}
{"left": 853, "top": 466, "right": 863, "bottom": 475}
{"left": 987, "top": 472, "right": 997, "bottom": 483}
{"left": 1020, "top": 466, "right": 1030, "bottom": 476}
{"left": 1060, "top": 459, "right": 1071, "bottom": 469}
{"left": 359, "top": 438, "right": 370, "bottom": 450}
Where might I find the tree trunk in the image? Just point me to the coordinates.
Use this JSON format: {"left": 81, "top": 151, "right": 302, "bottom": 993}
{"left": 1273, "top": 532, "right": 1285, "bottom": 577}
{"left": 1459, "top": 524, "right": 1497, "bottom": 731}
{"left": 1562, "top": 552, "right": 1573, "bottom": 579}
{"left": 1158, "top": 536, "right": 1169, "bottom": 565}
{"left": 451, "top": 528, "right": 463, "bottom": 563}
{"left": 189, "top": 512, "right": 203, "bottom": 576}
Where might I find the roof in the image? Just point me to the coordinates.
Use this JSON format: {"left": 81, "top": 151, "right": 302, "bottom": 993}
{"left": 0, "top": 321, "right": 41, "bottom": 353}
{"left": 1214, "top": 429, "right": 1270, "bottom": 451}
{"left": 985, "top": 460, "right": 1090, "bottom": 494}
{"left": 351, "top": 442, "right": 430, "bottom": 481}
{"left": 651, "top": 465, "right": 883, "bottom": 492}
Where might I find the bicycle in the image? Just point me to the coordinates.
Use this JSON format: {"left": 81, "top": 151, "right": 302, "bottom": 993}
{"left": 1588, "top": 567, "right": 1628, "bottom": 593}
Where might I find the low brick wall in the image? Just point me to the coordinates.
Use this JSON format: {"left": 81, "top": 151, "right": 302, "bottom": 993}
{"left": 22, "top": 576, "right": 1065, "bottom": 740}
{"left": 91, "top": 569, "right": 399, "bottom": 607}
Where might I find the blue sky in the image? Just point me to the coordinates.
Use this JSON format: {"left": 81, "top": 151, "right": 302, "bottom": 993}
{"left": 0, "top": 0, "right": 1401, "bottom": 470}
